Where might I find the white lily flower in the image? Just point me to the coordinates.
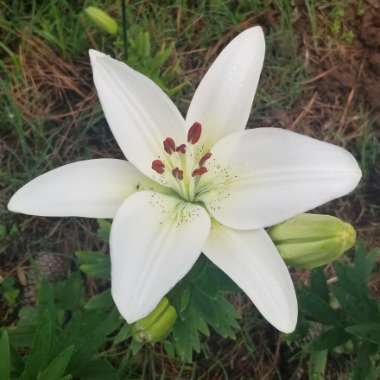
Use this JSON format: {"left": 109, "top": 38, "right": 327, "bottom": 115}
{"left": 8, "top": 27, "right": 361, "bottom": 333}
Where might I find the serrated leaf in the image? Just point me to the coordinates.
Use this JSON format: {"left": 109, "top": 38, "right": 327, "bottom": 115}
{"left": 310, "top": 268, "right": 329, "bottom": 302}
{"left": 334, "top": 262, "right": 368, "bottom": 300}
{"left": 38, "top": 345, "right": 74, "bottom": 380}
{"left": 66, "top": 308, "right": 121, "bottom": 374}
{"left": 0, "top": 330, "right": 10, "bottom": 380}
{"left": 353, "top": 243, "right": 379, "bottom": 284}
{"left": 331, "top": 283, "right": 377, "bottom": 324}
{"left": 298, "top": 288, "right": 340, "bottom": 326}
{"left": 192, "top": 288, "right": 238, "bottom": 338}
{"left": 179, "top": 287, "right": 191, "bottom": 313}
{"left": 170, "top": 258, "right": 239, "bottom": 362}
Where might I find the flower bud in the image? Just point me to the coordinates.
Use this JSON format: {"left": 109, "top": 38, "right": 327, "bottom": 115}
{"left": 133, "top": 297, "right": 177, "bottom": 343}
{"left": 268, "top": 213, "right": 356, "bottom": 269}
{"left": 84, "top": 7, "right": 118, "bottom": 35}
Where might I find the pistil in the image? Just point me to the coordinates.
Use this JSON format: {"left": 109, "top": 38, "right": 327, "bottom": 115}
{"left": 150, "top": 121, "right": 211, "bottom": 201}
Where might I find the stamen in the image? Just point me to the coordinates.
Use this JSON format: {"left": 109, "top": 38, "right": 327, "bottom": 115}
{"left": 187, "top": 122, "right": 202, "bottom": 144}
{"left": 163, "top": 137, "right": 176, "bottom": 154}
{"left": 176, "top": 144, "right": 186, "bottom": 154}
{"left": 152, "top": 160, "right": 165, "bottom": 174}
{"left": 199, "top": 152, "right": 212, "bottom": 166}
{"left": 172, "top": 167, "right": 183, "bottom": 180}
{"left": 192, "top": 167, "right": 208, "bottom": 177}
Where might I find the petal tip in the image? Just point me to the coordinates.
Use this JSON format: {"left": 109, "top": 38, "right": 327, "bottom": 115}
{"left": 240, "top": 25, "right": 265, "bottom": 46}
{"left": 111, "top": 287, "right": 152, "bottom": 324}
{"left": 344, "top": 150, "right": 362, "bottom": 192}
{"left": 278, "top": 314, "right": 298, "bottom": 334}
{"left": 7, "top": 188, "right": 26, "bottom": 214}
{"left": 7, "top": 194, "right": 17, "bottom": 213}
{"left": 89, "top": 49, "right": 107, "bottom": 65}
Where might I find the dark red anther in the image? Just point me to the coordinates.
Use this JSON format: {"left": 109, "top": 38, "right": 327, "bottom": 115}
{"left": 172, "top": 167, "right": 183, "bottom": 180}
{"left": 192, "top": 167, "right": 208, "bottom": 177}
{"left": 163, "top": 137, "right": 176, "bottom": 154}
{"left": 187, "top": 122, "right": 202, "bottom": 144}
{"left": 152, "top": 160, "right": 165, "bottom": 174}
{"left": 176, "top": 144, "right": 187, "bottom": 154}
{"left": 199, "top": 152, "right": 212, "bottom": 166}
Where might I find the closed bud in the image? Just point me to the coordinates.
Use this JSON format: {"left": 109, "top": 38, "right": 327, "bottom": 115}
{"left": 133, "top": 297, "right": 177, "bottom": 343}
{"left": 84, "top": 6, "right": 118, "bottom": 35}
{"left": 268, "top": 213, "right": 356, "bottom": 269}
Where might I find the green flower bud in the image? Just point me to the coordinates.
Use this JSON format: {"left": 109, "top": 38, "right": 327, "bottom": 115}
{"left": 133, "top": 297, "right": 177, "bottom": 343}
{"left": 268, "top": 213, "right": 356, "bottom": 269}
{"left": 84, "top": 6, "right": 118, "bottom": 35}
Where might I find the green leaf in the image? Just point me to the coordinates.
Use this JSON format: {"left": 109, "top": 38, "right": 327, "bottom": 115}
{"left": 85, "top": 290, "right": 113, "bottom": 310}
{"left": 353, "top": 242, "right": 379, "bottom": 284}
{"left": 66, "top": 308, "right": 121, "bottom": 374}
{"left": 20, "top": 310, "right": 54, "bottom": 380}
{"left": 179, "top": 287, "right": 191, "bottom": 313}
{"left": 8, "top": 307, "right": 38, "bottom": 348}
{"left": 38, "top": 345, "right": 74, "bottom": 380}
{"left": 308, "top": 350, "right": 327, "bottom": 380}
{"left": 346, "top": 323, "right": 380, "bottom": 345}
{"left": 54, "top": 273, "right": 83, "bottom": 311}
{"left": 310, "top": 328, "right": 350, "bottom": 351}
{"left": 75, "top": 251, "right": 110, "bottom": 279}
{"left": 298, "top": 288, "right": 340, "bottom": 326}
{"left": 163, "top": 340, "right": 175, "bottom": 358}
{"left": 96, "top": 220, "right": 111, "bottom": 243}
{"left": 0, "top": 330, "right": 10, "bottom": 380}
{"left": 170, "top": 259, "right": 239, "bottom": 362}
{"left": 113, "top": 324, "right": 132, "bottom": 345}
{"left": 75, "top": 359, "right": 119, "bottom": 380}
{"left": 352, "top": 343, "right": 378, "bottom": 380}
{"left": 310, "top": 268, "right": 329, "bottom": 302}
{"left": 1, "top": 277, "right": 20, "bottom": 306}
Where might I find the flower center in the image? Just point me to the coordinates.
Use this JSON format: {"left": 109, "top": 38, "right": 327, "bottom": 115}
{"left": 151, "top": 122, "right": 212, "bottom": 201}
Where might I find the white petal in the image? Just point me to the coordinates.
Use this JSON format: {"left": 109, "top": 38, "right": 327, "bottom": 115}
{"left": 203, "top": 224, "right": 297, "bottom": 333}
{"left": 8, "top": 159, "right": 151, "bottom": 218}
{"left": 186, "top": 27, "right": 265, "bottom": 148}
{"left": 199, "top": 128, "right": 362, "bottom": 229}
{"left": 90, "top": 50, "right": 186, "bottom": 182}
{"left": 110, "top": 191, "right": 210, "bottom": 323}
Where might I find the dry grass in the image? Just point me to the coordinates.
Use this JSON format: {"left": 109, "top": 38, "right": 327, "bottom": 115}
{"left": 1, "top": 1, "right": 379, "bottom": 379}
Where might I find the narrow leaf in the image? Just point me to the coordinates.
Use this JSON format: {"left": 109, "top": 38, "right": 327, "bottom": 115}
{"left": 0, "top": 330, "right": 10, "bottom": 380}
{"left": 38, "top": 345, "right": 74, "bottom": 380}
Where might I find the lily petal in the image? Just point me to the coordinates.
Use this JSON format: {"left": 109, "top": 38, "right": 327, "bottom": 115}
{"left": 8, "top": 159, "right": 151, "bottom": 218}
{"left": 110, "top": 191, "right": 210, "bottom": 323}
{"left": 203, "top": 223, "right": 297, "bottom": 333}
{"left": 199, "top": 128, "right": 362, "bottom": 229}
{"left": 90, "top": 50, "right": 186, "bottom": 183}
{"left": 186, "top": 26, "right": 265, "bottom": 149}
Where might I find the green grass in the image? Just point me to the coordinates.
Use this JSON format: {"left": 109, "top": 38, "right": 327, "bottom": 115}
{"left": 0, "top": 0, "right": 379, "bottom": 378}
